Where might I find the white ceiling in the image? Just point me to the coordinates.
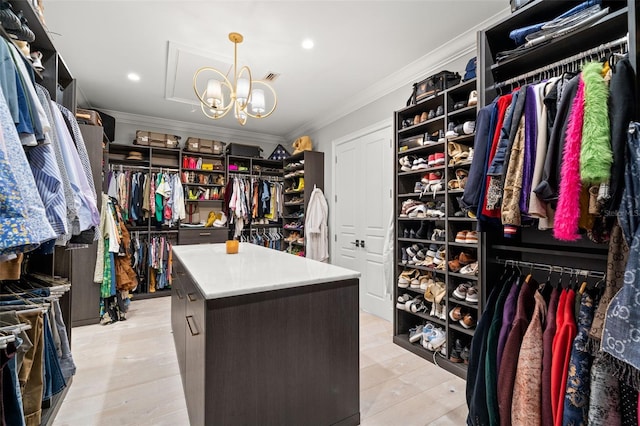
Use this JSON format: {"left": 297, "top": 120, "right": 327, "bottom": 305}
{"left": 43, "top": 1, "right": 507, "bottom": 138}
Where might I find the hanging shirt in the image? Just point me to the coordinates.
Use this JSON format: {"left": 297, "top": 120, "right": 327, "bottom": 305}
{"left": 0, "top": 85, "right": 56, "bottom": 244}
{"left": 35, "top": 85, "right": 76, "bottom": 245}
{"left": 49, "top": 99, "right": 99, "bottom": 234}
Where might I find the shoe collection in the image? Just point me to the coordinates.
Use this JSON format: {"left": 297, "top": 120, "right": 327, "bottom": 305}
{"left": 451, "top": 90, "right": 478, "bottom": 111}
{"left": 452, "top": 282, "right": 478, "bottom": 304}
{"left": 448, "top": 250, "right": 477, "bottom": 273}
{"left": 285, "top": 169, "right": 305, "bottom": 179}
{"left": 187, "top": 186, "right": 225, "bottom": 201}
{"left": 402, "top": 105, "right": 445, "bottom": 128}
{"left": 284, "top": 160, "right": 304, "bottom": 171}
{"left": 416, "top": 323, "right": 447, "bottom": 352}
{"left": 182, "top": 171, "right": 225, "bottom": 186}
{"left": 203, "top": 211, "right": 227, "bottom": 228}
{"left": 454, "top": 230, "right": 478, "bottom": 244}
{"left": 401, "top": 222, "right": 441, "bottom": 241}
{"left": 182, "top": 155, "right": 224, "bottom": 171}
{"left": 448, "top": 169, "right": 469, "bottom": 190}
{"left": 285, "top": 177, "right": 304, "bottom": 193}
{"left": 401, "top": 242, "right": 446, "bottom": 269}
{"left": 449, "top": 339, "right": 471, "bottom": 364}
{"left": 445, "top": 121, "right": 476, "bottom": 139}
{"left": 287, "top": 196, "right": 304, "bottom": 204}
{"left": 448, "top": 306, "right": 477, "bottom": 329}
{"left": 400, "top": 200, "right": 445, "bottom": 219}
{"left": 448, "top": 142, "right": 473, "bottom": 166}
{"left": 284, "top": 231, "right": 304, "bottom": 244}
{"left": 284, "top": 221, "right": 303, "bottom": 230}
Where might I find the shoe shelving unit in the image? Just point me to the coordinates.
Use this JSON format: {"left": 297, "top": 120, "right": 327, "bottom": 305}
{"left": 226, "top": 155, "right": 285, "bottom": 247}
{"left": 179, "top": 150, "right": 228, "bottom": 245}
{"left": 393, "top": 78, "right": 480, "bottom": 380}
{"left": 282, "top": 151, "right": 324, "bottom": 256}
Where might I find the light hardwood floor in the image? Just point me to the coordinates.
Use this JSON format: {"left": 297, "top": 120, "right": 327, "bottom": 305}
{"left": 53, "top": 297, "right": 468, "bottom": 425}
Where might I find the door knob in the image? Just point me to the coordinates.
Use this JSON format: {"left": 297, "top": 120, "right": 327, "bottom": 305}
{"left": 360, "top": 240, "right": 365, "bottom": 248}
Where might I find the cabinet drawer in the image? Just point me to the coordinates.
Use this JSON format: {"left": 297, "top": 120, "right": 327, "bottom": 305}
{"left": 178, "top": 228, "right": 227, "bottom": 245}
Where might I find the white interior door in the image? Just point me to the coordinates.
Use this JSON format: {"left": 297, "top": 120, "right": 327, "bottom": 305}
{"left": 333, "top": 125, "right": 393, "bottom": 321}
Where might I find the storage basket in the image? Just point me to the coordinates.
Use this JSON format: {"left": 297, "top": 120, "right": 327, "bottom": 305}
{"left": 135, "top": 131, "right": 181, "bottom": 149}
{"left": 185, "top": 137, "right": 225, "bottom": 155}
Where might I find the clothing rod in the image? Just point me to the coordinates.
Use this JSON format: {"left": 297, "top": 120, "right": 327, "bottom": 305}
{"left": 109, "top": 165, "right": 180, "bottom": 172}
{"left": 492, "top": 34, "right": 629, "bottom": 89}
{"left": 494, "top": 258, "right": 605, "bottom": 279}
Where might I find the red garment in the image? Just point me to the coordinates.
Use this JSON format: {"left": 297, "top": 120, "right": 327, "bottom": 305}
{"left": 550, "top": 290, "right": 567, "bottom": 424}
{"left": 551, "top": 289, "right": 577, "bottom": 426}
{"left": 482, "top": 93, "right": 514, "bottom": 218}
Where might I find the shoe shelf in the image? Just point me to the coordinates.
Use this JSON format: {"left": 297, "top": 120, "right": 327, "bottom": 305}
{"left": 396, "top": 307, "right": 447, "bottom": 327}
{"left": 448, "top": 272, "right": 479, "bottom": 280}
{"left": 398, "top": 115, "right": 445, "bottom": 134}
{"left": 397, "top": 141, "right": 446, "bottom": 155}
{"left": 285, "top": 201, "right": 304, "bottom": 206}
{"left": 448, "top": 217, "right": 478, "bottom": 222}
{"left": 448, "top": 241, "right": 479, "bottom": 248}
{"left": 284, "top": 189, "right": 304, "bottom": 195}
{"left": 396, "top": 91, "right": 445, "bottom": 116}
{"left": 398, "top": 165, "right": 445, "bottom": 176}
{"left": 446, "top": 133, "right": 475, "bottom": 144}
{"left": 447, "top": 105, "right": 478, "bottom": 118}
{"left": 394, "top": 71, "right": 479, "bottom": 379}
{"left": 398, "top": 238, "right": 441, "bottom": 244}
{"left": 448, "top": 323, "right": 475, "bottom": 337}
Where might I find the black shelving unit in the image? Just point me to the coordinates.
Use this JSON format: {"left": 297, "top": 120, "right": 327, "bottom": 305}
{"left": 282, "top": 151, "right": 324, "bottom": 256}
{"left": 393, "top": 76, "right": 480, "bottom": 378}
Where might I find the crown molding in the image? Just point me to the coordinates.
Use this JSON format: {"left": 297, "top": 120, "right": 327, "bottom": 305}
{"left": 98, "top": 109, "right": 286, "bottom": 146}
{"left": 285, "top": 6, "right": 510, "bottom": 141}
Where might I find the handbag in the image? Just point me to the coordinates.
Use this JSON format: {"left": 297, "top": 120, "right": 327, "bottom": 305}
{"left": 408, "top": 71, "right": 462, "bottom": 105}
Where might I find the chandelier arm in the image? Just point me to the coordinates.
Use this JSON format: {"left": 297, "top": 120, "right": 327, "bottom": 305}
{"left": 193, "top": 67, "right": 233, "bottom": 109}
{"left": 245, "top": 80, "right": 277, "bottom": 119}
{"left": 236, "top": 65, "right": 253, "bottom": 110}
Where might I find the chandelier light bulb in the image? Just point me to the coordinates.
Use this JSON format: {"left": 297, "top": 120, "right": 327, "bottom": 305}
{"left": 251, "top": 89, "right": 265, "bottom": 114}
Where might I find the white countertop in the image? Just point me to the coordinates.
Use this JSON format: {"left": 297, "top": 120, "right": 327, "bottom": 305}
{"left": 172, "top": 243, "right": 360, "bottom": 299}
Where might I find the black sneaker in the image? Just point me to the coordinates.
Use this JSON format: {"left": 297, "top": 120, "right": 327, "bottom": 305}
{"left": 403, "top": 228, "right": 410, "bottom": 238}
{"left": 435, "top": 105, "right": 444, "bottom": 116}
{"left": 445, "top": 122, "right": 458, "bottom": 138}
{"left": 409, "top": 229, "right": 417, "bottom": 239}
{"left": 461, "top": 345, "right": 470, "bottom": 364}
{"left": 450, "top": 339, "right": 464, "bottom": 363}
{"left": 415, "top": 222, "right": 431, "bottom": 240}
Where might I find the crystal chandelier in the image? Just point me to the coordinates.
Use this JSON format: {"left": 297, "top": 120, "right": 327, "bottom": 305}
{"left": 193, "top": 32, "right": 277, "bottom": 126}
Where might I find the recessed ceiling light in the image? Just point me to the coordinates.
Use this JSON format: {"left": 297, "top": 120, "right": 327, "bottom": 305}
{"left": 302, "top": 39, "right": 314, "bottom": 49}
{"left": 127, "top": 73, "right": 141, "bottom": 82}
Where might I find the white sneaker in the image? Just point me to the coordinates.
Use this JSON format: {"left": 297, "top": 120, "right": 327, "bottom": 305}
{"left": 427, "top": 328, "right": 446, "bottom": 351}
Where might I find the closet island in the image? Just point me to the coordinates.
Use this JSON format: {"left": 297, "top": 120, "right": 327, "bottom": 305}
{"left": 171, "top": 243, "right": 361, "bottom": 426}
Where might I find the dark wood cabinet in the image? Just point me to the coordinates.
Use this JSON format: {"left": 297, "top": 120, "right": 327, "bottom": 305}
{"left": 171, "top": 252, "right": 360, "bottom": 426}
{"left": 178, "top": 228, "right": 227, "bottom": 245}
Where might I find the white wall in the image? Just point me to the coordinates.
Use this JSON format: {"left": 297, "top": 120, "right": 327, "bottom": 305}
{"left": 308, "top": 54, "right": 473, "bottom": 230}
